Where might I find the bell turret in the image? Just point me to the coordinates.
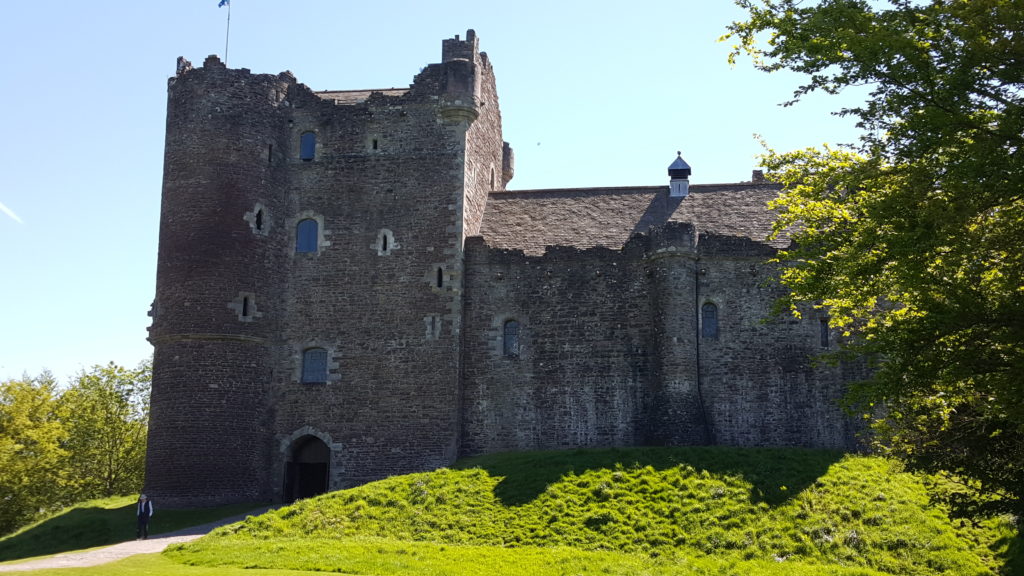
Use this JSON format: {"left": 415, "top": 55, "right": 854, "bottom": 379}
{"left": 668, "top": 152, "right": 692, "bottom": 197}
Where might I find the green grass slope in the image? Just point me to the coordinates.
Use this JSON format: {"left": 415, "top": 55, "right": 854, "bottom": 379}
{"left": 0, "top": 495, "right": 261, "bottom": 563}
{"left": 167, "top": 447, "right": 1018, "bottom": 576}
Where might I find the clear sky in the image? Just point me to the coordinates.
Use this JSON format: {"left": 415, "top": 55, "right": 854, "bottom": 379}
{"left": 0, "top": 1, "right": 867, "bottom": 383}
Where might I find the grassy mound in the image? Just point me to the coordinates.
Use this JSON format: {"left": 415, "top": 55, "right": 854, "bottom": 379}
{"left": 0, "top": 495, "right": 261, "bottom": 562}
{"left": 168, "top": 447, "right": 1018, "bottom": 576}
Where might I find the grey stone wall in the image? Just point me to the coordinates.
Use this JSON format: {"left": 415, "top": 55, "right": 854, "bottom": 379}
{"left": 460, "top": 224, "right": 861, "bottom": 455}
{"left": 696, "top": 235, "right": 861, "bottom": 449}
{"left": 462, "top": 239, "right": 654, "bottom": 455}
{"left": 462, "top": 48, "right": 506, "bottom": 239}
{"left": 645, "top": 223, "right": 708, "bottom": 445}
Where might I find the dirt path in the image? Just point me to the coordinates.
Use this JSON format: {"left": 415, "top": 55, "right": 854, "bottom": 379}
{"left": 0, "top": 509, "right": 268, "bottom": 573}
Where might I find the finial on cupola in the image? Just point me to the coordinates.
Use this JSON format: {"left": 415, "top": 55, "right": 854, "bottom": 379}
{"left": 668, "top": 151, "right": 692, "bottom": 198}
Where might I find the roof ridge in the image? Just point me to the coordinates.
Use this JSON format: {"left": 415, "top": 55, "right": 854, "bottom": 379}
{"left": 314, "top": 87, "right": 408, "bottom": 94}
{"left": 492, "top": 182, "right": 779, "bottom": 196}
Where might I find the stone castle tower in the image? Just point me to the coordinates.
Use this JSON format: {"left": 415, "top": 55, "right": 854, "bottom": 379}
{"left": 147, "top": 31, "right": 862, "bottom": 507}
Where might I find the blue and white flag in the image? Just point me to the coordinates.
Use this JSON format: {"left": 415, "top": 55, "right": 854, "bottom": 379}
{"left": 219, "top": 0, "right": 229, "bottom": 7}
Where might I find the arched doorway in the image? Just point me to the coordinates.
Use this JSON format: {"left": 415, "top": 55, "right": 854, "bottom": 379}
{"left": 283, "top": 435, "right": 330, "bottom": 502}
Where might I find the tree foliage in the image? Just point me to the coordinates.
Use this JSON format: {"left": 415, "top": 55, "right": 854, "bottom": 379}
{"left": 0, "top": 361, "right": 151, "bottom": 535}
{"left": 725, "top": 0, "right": 1024, "bottom": 517}
{"left": 59, "top": 361, "right": 151, "bottom": 501}
{"left": 0, "top": 373, "right": 66, "bottom": 534}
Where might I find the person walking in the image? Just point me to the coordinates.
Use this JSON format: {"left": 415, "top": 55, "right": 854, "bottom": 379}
{"left": 136, "top": 494, "right": 154, "bottom": 540}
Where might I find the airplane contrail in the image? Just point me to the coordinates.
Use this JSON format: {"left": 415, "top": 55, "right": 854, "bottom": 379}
{"left": 0, "top": 200, "right": 23, "bottom": 224}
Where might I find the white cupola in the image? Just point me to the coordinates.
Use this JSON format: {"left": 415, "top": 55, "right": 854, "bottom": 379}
{"left": 668, "top": 152, "right": 692, "bottom": 198}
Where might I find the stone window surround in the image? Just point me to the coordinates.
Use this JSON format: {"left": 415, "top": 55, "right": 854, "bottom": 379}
{"left": 293, "top": 342, "right": 340, "bottom": 384}
{"left": 295, "top": 219, "right": 319, "bottom": 253}
{"left": 298, "top": 130, "right": 317, "bottom": 161}
{"left": 243, "top": 202, "right": 270, "bottom": 236}
{"left": 372, "top": 228, "right": 400, "bottom": 256}
{"left": 227, "top": 291, "right": 263, "bottom": 322}
{"left": 700, "top": 300, "right": 719, "bottom": 340}
{"left": 502, "top": 318, "right": 520, "bottom": 357}
{"left": 424, "top": 314, "right": 442, "bottom": 340}
{"left": 488, "top": 313, "right": 527, "bottom": 359}
{"left": 366, "top": 134, "right": 384, "bottom": 152}
{"left": 301, "top": 348, "right": 329, "bottom": 383}
{"left": 427, "top": 264, "right": 450, "bottom": 293}
{"left": 287, "top": 211, "right": 331, "bottom": 255}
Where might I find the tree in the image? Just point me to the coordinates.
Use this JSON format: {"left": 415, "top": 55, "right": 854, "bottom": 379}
{"left": 725, "top": 0, "right": 1024, "bottom": 517}
{"left": 0, "top": 373, "right": 67, "bottom": 534}
{"left": 58, "top": 361, "right": 151, "bottom": 501}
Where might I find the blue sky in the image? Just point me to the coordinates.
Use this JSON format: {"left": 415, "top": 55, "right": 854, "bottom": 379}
{"left": 0, "top": 1, "right": 867, "bottom": 383}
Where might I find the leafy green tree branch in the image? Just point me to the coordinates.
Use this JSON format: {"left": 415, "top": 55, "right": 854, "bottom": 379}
{"left": 726, "top": 0, "right": 1024, "bottom": 517}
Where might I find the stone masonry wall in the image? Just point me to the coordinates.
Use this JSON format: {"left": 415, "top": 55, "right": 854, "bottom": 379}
{"left": 461, "top": 48, "right": 506, "bottom": 239}
{"left": 462, "top": 223, "right": 861, "bottom": 456}
{"left": 147, "top": 341, "right": 273, "bottom": 506}
{"left": 643, "top": 223, "right": 708, "bottom": 445}
{"left": 695, "top": 234, "right": 858, "bottom": 449}
{"left": 147, "top": 57, "right": 294, "bottom": 506}
{"left": 267, "top": 36, "right": 501, "bottom": 493}
{"left": 462, "top": 239, "right": 653, "bottom": 455}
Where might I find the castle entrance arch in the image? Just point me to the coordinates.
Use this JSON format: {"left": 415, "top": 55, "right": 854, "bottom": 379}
{"left": 283, "top": 435, "right": 330, "bottom": 502}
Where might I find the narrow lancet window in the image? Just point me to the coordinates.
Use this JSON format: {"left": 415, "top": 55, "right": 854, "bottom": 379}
{"left": 296, "top": 219, "right": 318, "bottom": 253}
{"left": 436, "top": 267, "right": 444, "bottom": 289}
{"left": 701, "top": 303, "right": 718, "bottom": 340}
{"left": 300, "top": 132, "right": 316, "bottom": 161}
{"left": 820, "top": 319, "right": 830, "bottom": 348}
{"left": 503, "top": 320, "right": 520, "bottom": 357}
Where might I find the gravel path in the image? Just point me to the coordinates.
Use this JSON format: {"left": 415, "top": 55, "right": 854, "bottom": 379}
{"left": 0, "top": 508, "right": 269, "bottom": 573}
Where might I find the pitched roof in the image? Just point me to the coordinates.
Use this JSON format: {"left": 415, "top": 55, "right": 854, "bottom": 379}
{"left": 478, "top": 183, "right": 787, "bottom": 255}
{"left": 315, "top": 88, "right": 409, "bottom": 104}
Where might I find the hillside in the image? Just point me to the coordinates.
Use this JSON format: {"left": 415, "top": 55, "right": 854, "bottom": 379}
{"left": 166, "top": 447, "right": 1019, "bottom": 576}
{"left": 0, "top": 496, "right": 260, "bottom": 562}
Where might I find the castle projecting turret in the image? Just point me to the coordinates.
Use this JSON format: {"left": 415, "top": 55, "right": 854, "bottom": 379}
{"left": 146, "top": 56, "right": 296, "bottom": 506}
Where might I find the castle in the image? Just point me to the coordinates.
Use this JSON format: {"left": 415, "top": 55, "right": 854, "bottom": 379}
{"left": 145, "top": 30, "right": 862, "bottom": 507}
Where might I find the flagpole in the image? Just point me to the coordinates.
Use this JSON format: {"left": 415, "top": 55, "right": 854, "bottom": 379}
{"left": 224, "top": 1, "right": 231, "bottom": 65}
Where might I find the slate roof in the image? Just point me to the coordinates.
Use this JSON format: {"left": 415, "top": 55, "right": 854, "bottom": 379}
{"left": 478, "top": 183, "right": 788, "bottom": 255}
{"left": 316, "top": 88, "right": 409, "bottom": 104}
